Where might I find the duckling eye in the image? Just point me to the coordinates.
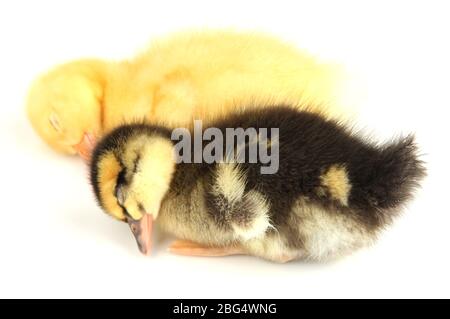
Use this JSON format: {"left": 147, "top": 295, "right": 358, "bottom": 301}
{"left": 116, "top": 186, "right": 125, "bottom": 206}
{"left": 115, "top": 169, "right": 128, "bottom": 206}
{"left": 49, "top": 113, "right": 62, "bottom": 133}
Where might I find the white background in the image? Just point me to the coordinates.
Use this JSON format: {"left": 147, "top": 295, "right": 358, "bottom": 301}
{"left": 0, "top": 0, "right": 449, "bottom": 298}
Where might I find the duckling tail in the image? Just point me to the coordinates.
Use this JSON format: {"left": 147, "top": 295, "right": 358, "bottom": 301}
{"left": 349, "top": 135, "right": 426, "bottom": 212}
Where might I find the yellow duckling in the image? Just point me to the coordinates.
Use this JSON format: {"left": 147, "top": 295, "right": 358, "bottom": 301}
{"left": 26, "top": 30, "right": 350, "bottom": 159}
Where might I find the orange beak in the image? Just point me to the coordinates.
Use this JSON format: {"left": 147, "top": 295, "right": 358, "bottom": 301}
{"left": 127, "top": 214, "right": 153, "bottom": 256}
{"left": 74, "top": 133, "right": 96, "bottom": 161}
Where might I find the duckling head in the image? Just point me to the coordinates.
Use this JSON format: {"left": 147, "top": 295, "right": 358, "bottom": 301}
{"left": 26, "top": 60, "right": 104, "bottom": 159}
{"left": 90, "top": 124, "right": 175, "bottom": 255}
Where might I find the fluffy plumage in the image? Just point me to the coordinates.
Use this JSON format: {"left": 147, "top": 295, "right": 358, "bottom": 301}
{"left": 90, "top": 106, "right": 425, "bottom": 262}
{"left": 26, "top": 30, "right": 352, "bottom": 156}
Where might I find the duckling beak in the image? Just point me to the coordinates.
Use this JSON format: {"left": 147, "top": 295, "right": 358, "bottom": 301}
{"left": 126, "top": 214, "right": 153, "bottom": 256}
{"left": 74, "top": 133, "right": 96, "bottom": 161}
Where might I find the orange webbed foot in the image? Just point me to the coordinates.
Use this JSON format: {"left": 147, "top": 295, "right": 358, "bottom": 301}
{"left": 168, "top": 240, "right": 246, "bottom": 257}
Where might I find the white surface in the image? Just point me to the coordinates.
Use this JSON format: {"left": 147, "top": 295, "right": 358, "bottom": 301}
{"left": 0, "top": 0, "right": 449, "bottom": 298}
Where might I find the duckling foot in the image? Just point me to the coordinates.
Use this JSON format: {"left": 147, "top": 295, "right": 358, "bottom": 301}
{"left": 168, "top": 240, "right": 245, "bottom": 257}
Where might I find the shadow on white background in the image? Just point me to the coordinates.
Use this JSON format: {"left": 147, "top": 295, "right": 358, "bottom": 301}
{"left": 0, "top": 0, "right": 448, "bottom": 298}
